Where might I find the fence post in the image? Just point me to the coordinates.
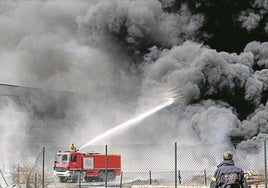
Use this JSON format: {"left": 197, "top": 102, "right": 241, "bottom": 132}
{"left": 18, "top": 164, "right": 21, "bottom": 188}
{"left": 120, "top": 171, "right": 123, "bottom": 188}
{"left": 42, "top": 147, "right": 45, "bottom": 188}
{"left": 175, "top": 142, "right": 177, "bottom": 188}
{"left": 105, "top": 145, "right": 108, "bottom": 188}
{"left": 149, "top": 170, "right": 152, "bottom": 185}
{"left": 204, "top": 169, "right": 207, "bottom": 186}
{"left": 35, "top": 173, "right": 37, "bottom": 188}
{"left": 79, "top": 171, "right": 82, "bottom": 188}
{"left": 265, "top": 139, "right": 267, "bottom": 188}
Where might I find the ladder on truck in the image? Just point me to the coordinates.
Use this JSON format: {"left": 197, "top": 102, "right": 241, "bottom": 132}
{"left": 0, "top": 169, "right": 9, "bottom": 188}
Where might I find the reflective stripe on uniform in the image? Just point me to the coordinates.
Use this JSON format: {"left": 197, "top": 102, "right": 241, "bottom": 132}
{"left": 211, "top": 177, "right": 216, "bottom": 182}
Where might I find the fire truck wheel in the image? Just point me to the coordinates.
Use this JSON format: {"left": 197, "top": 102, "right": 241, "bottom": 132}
{"left": 98, "top": 171, "right": 105, "bottom": 182}
{"left": 60, "top": 177, "right": 68, "bottom": 183}
{"left": 107, "top": 171, "right": 115, "bottom": 181}
{"left": 72, "top": 176, "right": 78, "bottom": 183}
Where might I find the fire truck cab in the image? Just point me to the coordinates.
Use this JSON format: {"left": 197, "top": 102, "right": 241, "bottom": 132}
{"left": 54, "top": 151, "right": 121, "bottom": 182}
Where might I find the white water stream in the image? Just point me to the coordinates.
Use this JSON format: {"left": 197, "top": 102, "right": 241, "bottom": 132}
{"left": 79, "top": 94, "right": 178, "bottom": 150}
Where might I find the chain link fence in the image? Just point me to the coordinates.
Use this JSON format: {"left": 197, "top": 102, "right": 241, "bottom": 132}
{"left": 105, "top": 142, "right": 266, "bottom": 186}
{"left": 176, "top": 143, "right": 265, "bottom": 185}
{"left": 11, "top": 140, "right": 268, "bottom": 187}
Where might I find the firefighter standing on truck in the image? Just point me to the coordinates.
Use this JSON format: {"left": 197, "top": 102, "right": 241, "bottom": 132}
{"left": 210, "top": 151, "right": 248, "bottom": 188}
{"left": 69, "top": 142, "right": 76, "bottom": 152}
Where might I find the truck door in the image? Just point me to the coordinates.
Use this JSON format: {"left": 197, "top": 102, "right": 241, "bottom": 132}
{"left": 69, "top": 153, "right": 82, "bottom": 170}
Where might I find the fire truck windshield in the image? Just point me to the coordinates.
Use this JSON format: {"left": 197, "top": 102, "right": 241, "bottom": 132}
{"left": 55, "top": 153, "right": 70, "bottom": 163}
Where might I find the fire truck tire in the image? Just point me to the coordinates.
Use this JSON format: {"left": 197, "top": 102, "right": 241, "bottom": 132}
{"left": 98, "top": 171, "right": 105, "bottom": 182}
{"left": 107, "top": 171, "right": 115, "bottom": 181}
{"left": 72, "top": 176, "right": 78, "bottom": 183}
{"left": 59, "top": 177, "right": 68, "bottom": 183}
{"left": 98, "top": 171, "right": 116, "bottom": 181}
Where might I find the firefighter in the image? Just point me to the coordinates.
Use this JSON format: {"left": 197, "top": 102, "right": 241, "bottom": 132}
{"left": 69, "top": 142, "right": 76, "bottom": 152}
{"left": 210, "top": 151, "right": 248, "bottom": 188}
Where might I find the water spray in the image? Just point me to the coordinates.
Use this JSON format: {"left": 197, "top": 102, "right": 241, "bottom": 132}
{"left": 79, "top": 92, "right": 180, "bottom": 150}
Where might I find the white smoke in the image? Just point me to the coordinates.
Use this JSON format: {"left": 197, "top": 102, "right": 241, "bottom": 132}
{"left": 0, "top": 98, "right": 29, "bottom": 167}
{"left": 239, "top": 11, "right": 261, "bottom": 31}
{"left": 238, "top": 0, "right": 268, "bottom": 32}
{"left": 244, "top": 41, "right": 268, "bottom": 68}
{"left": 191, "top": 105, "right": 238, "bottom": 144}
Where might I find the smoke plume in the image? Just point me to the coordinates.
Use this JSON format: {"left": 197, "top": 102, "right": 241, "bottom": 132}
{"left": 1, "top": 0, "right": 268, "bottom": 175}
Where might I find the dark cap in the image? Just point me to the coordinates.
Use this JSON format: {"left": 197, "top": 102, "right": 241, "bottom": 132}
{"left": 223, "top": 151, "right": 233, "bottom": 160}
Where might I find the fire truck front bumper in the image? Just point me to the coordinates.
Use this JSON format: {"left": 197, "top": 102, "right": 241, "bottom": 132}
{"left": 54, "top": 170, "right": 75, "bottom": 178}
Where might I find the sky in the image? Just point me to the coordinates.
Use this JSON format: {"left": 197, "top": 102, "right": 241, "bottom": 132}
{"left": 1, "top": 0, "right": 268, "bottom": 173}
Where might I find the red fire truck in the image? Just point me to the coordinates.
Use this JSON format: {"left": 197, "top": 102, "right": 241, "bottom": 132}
{"left": 53, "top": 151, "right": 121, "bottom": 182}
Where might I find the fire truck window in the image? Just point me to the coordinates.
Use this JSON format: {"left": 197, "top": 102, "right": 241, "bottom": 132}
{"left": 55, "top": 155, "right": 61, "bottom": 162}
{"left": 62, "top": 155, "right": 68, "bottom": 161}
{"left": 71, "top": 155, "right": 77, "bottom": 162}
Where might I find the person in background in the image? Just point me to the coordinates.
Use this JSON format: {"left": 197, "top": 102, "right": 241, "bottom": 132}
{"left": 69, "top": 142, "right": 76, "bottom": 152}
{"left": 210, "top": 151, "right": 248, "bottom": 188}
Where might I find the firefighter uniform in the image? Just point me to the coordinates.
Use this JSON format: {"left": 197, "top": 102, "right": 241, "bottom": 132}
{"left": 210, "top": 152, "right": 248, "bottom": 188}
{"left": 69, "top": 142, "right": 76, "bottom": 152}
